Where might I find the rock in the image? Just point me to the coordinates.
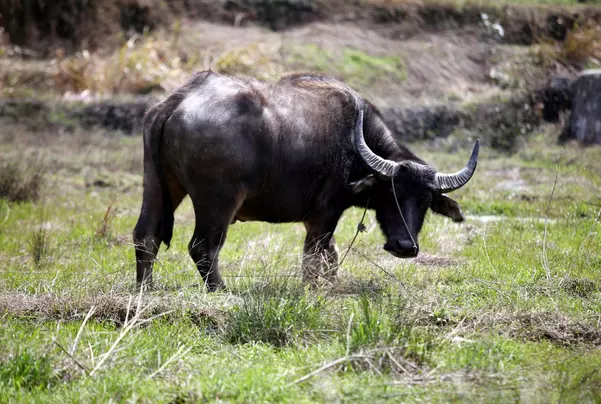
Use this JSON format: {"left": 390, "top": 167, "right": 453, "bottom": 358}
{"left": 380, "top": 106, "right": 463, "bottom": 143}
{"left": 120, "top": 3, "right": 154, "bottom": 34}
{"left": 0, "top": 94, "right": 542, "bottom": 151}
{"left": 464, "top": 95, "right": 541, "bottom": 152}
{"left": 222, "top": 0, "right": 321, "bottom": 30}
{"left": 72, "top": 101, "right": 150, "bottom": 134}
{"left": 546, "top": 13, "right": 574, "bottom": 41}
{"left": 0, "top": 98, "right": 153, "bottom": 135}
{"left": 559, "top": 70, "right": 601, "bottom": 145}
{"left": 539, "top": 76, "right": 572, "bottom": 123}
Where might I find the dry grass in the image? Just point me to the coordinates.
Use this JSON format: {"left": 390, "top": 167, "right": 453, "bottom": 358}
{"left": 468, "top": 311, "right": 601, "bottom": 347}
{"left": 561, "top": 24, "right": 601, "bottom": 68}
{"left": 214, "top": 42, "right": 286, "bottom": 82}
{"left": 538, "top": 23, "right": 601, "bottom": 70}
{"left": 401, "top": 306, "right": 601, "bottom": 347}
{"left": 53, "top": 35, "right": 192, "bottom": 95}
{"left": 0, "top": 292, "right": 224, "bottom": 327}
{"left": 2, "top": 288, "right": 600, "bottom": 347}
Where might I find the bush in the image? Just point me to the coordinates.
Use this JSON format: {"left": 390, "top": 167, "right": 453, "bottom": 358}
{"left": 0, "top": 159, "right": 46, "bottom": 203}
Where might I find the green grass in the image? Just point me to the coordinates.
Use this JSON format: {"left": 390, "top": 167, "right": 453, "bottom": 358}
{"left": 1, "top": 125, "right": 600, "bottom": 402}
{"left": 286, "top": 44, "right": 406, "bottom": 91}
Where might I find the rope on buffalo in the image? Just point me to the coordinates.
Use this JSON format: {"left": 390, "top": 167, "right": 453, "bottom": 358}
{"left": 339, "top": 177, "right": 415, "bottom": 268}
{"left": 391, "top": 176, "right": 417, "bottom": 252}
{"left": 339, "top": 198, "right": 369, "bottom": 267}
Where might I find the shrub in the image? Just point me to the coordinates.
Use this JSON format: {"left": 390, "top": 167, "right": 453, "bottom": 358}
{"left": 53, "top": 33, "right": 196, "bottom": 95}
{"left": 0, "top": 159, "right": 46, "bottom": 203}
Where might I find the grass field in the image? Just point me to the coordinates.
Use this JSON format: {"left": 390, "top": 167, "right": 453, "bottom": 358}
{"left": 1, "top": 123, "right": 600, "bottom": 403}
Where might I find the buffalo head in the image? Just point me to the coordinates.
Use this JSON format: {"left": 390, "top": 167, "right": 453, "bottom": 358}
{"left": 350, "top": 110, "right": 479, "bottom": 258}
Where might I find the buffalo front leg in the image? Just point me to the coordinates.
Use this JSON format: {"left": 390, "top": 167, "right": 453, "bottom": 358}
{"left": 322, "top": 236, "right": 340, "bottom": 282}
{"left": 302, "top": 216, "right": 341, "bottom": 285}
{"left": 188, "top": 229, "right": 227, "bottom": 292}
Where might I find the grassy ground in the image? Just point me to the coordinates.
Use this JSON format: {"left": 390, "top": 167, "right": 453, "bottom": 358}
{"left": 1, "top": 123, "right": 600, "bottom": 403}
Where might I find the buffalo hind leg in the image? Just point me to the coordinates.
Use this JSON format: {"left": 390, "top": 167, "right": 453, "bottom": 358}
{"left": 133, "top": 169, "right": 186, "bottom": 287}
{"left": 188, "top": 188, "right": 244, "bottom": 292}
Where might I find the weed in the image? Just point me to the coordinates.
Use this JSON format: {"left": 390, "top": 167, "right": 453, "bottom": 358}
{"left": 96, "top": 199, "right": 116, "bottom": 240}
{"left": 334, "top": 293, "right": 439, "bottom": 377}
{"left": 0, "top": 158, "right": 46, "bottom": 203}
{"left": 27, "top": 208, "right": 67, "bottom": 268}
{"left": 29, "top": 224, "right": 52, "bottom": 268}
{"left": 0, "top": 199, "right": 8, "bottom": 234}
{"left": 224, "top": 278, "right": 328, "bottom": 347}
{"left": 559, "top": 277, "right": 599, "bottom": 298}
{"left": 348, "top": 294, "right": 411, "bottom": 353}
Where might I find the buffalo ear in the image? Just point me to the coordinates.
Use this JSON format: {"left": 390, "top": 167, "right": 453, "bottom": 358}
{"left": 348, "top": 175, "right": 378, "bottom": 194}
{"left": 431, "top": 194, "right": 464, "bottom": 222}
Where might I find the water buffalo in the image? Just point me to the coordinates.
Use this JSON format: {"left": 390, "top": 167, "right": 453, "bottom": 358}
{"left": 133, "top": 70, "right": 479, "bottom": 291}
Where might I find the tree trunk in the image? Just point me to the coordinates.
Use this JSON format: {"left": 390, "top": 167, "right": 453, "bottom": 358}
{"left": 560, "top": 70, "right": 601, "bottom": 145}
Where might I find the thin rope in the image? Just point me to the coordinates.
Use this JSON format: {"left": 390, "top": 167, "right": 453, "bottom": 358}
{"left": 350, "top": 248, "right": 405, "bottom": 287}
{"left": 339, "top": 198, "right": 369, "bottom": 267}
{"left": 391, "top": 176, "right": 417, "bottom": 251}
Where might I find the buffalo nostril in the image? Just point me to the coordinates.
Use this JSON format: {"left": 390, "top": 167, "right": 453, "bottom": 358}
{"left": 397, "top": 240, "right": 419, "bottom": 257}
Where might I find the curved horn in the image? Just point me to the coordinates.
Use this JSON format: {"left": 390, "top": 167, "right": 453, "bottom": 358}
{"left": 353, "top": 110, "right": 400, "bottom": 179}
{"left": 434, "top": 139, "right": 480, "bottom": 193}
